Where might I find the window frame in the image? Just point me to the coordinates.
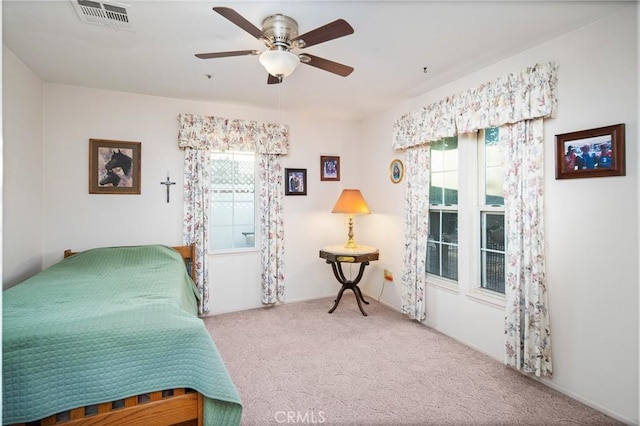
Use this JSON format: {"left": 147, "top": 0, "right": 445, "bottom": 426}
{"left": 208, "top": 150, "right": 260, "bottom": 255}
{"left": 467, "top": 129, "right": 506, "bottom": 307}
{"left": 426, "top": 137, "right": 460, "bottom": 292}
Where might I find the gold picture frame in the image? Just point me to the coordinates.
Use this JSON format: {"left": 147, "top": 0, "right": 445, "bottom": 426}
{"left": 390, "top": 159, "right": 404, "bottom": 184}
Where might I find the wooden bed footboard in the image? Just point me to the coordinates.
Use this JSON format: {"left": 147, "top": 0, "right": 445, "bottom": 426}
{"left": 63, "top": 244, "right": 196, "bottom": 280}
{"left": 28, "top": 244, "right": 204, "bottom": 426}
{"left": 11, "top": 388, "right": 203, "bottom": 426}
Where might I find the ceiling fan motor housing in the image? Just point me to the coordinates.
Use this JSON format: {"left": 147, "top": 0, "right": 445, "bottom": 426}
{"left": 261, "top": 14, "right": 299, "bottom": 50}
{"left": 197, "top": 7, "right": 354, "bottom": 82}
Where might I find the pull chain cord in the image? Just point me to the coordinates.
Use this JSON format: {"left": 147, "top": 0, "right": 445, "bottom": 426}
{"left": 278, "top": 76, "right": 285, "bottom": 125}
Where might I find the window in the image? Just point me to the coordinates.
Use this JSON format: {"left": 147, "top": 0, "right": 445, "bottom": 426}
{"left": 427, "top": 137, "right": 459, "bottom": 281}
{"left": 209, "top": 151, "right": 256, "bottom": 251}
{"left": 478, "top": 128, "right": 506, "bottom": 294}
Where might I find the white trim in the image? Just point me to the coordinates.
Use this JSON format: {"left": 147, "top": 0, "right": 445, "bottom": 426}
{"left": 426, "top": 276, "right": 459, "bottom": 295}
{"left": 531, "top": 377, "right": 636, "bottom": 425}
{"left": 466, "top": 288, "right": 506, "bottom": 309}
{"left": 208, "top": 246, "right": 260, "bottom": 256}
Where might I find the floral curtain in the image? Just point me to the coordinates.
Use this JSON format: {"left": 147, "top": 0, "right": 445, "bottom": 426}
{"left": 400, "top": 145, "right": 430, "bottom": 321}
{"left": 259, "top": 154, "right": 285, "bottom": 304}
{"left": 502, "top": 118, "right": 552, "bottom": 377}
{"left": 391, "top": 63, "right": 556, "bottom": 374}
{"left": 392, "top": 62, "right": 558, "bottom": 149}
{"left": 178, "top": 113, "right": 290, "bottom": 313}
{"left": 183, "top": 148, "right": 212, "bottom": 313}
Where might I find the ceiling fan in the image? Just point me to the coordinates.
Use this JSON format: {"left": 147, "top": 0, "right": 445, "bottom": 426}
{"left": 196, "top": 7, "right": 355, "bottom": 84}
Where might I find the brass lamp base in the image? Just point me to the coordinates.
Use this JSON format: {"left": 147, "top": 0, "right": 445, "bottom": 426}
{"left": 344, "top": 214, "right": 358, "bottom": 249}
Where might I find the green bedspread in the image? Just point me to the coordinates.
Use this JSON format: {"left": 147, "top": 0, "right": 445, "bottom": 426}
{"left": 3, "top": 245, "right": 242, "bottom": 425}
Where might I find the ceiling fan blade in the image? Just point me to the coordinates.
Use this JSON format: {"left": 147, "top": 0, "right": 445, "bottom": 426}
{"left": 301, "top": 54, "right": 354, "bottom": 77}
{"left": 267, "top": 74, "right": 283, "bottom": 85}
{"left": 213, "top": 7, "right": 266, "bottom": 41}
{"left": 195, "top": 50, "right": 259, "bottom": 59}
{"left": 291, "top": 19, "right": 354, "bottom": 48}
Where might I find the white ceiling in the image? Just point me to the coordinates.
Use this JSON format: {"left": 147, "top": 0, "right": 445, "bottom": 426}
{"left": 2, "top": 1, "right": 631, "bottom": 120}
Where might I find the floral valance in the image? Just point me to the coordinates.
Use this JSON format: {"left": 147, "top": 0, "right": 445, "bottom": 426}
{"left": 392, "top": 62, "right": 558, "bottom": 150}
{"left": 177, "top": 113, "right": 290, "bottom": 154}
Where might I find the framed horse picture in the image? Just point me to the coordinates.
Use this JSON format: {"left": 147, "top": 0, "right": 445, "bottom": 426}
{"left": 89, "top": 139, "right": 141, "bottom": 194}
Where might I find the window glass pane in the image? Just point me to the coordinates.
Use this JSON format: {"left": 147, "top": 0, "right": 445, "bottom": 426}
{"left": 428, "top": 136, "right": 459, "bottom": 283}
{"left": 430, "top": 172, "right": 443, "bottom": 204}
{"left": 441, "top": 171, "right": 458, "bottom": 204}
{"left": 210, "top": 201, "right": 232, "bottom": 226}
{"left": 430, "top": 136, "right": 459, "bottom": 206}
{"left": 430, "top": 139, "right": 445, "bottom": 172}
{"left": 480, "top": 212, "right": 505, "bottom": 293}
{"left": 485, "top": 167, "right": 503, "bottom": 205}
{"left": 210, "top": 226, "right": 233, "bottom": 251}
{"left": 484, "top": 128, "right": 504, "bottom": 205}
{"left": 427, "top": 211, "right": 458, "bottom": 281}
{"left": 442, "top": 245, "right": 458, "bottom": 281}
{"left": 481, "top": 251, "right": 505, "bottom": 293}
{"left": 428, "top": 211, "right": 441, "bottom": 241}
{"left": 483, "top": 213, "right": 505, "bottom": 251}
{"left": 427, "top": 242, "right": 440, "bottom": 275}
{"left": 442, "top": 212, "right": 458, "bottom": 243}
{"left": 210, "top": 151, "right": 255, "bottom": 250}
{"left": 442, "top": 136, "right": 458, "bottom": 170}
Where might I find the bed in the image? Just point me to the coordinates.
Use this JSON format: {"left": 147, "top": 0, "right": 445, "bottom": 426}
{"left": 3, "top": 244, "right": 242, "bottom": 426}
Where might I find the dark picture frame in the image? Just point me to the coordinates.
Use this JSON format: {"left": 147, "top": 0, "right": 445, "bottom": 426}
{"left": 89, "top": 139, "right": 141, "bottom": 194}
{"left": 285, "top": 168, "right": 307, "bottom": 196}
{"left": 555, "top": 124, "right": 625, "bottom": 179}
{"left": 320, "top": 156, "right": 340, "bottom": 181}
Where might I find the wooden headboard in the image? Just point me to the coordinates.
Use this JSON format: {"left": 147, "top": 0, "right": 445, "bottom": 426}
{"left": 63, "top": 244, "right": 197, "bottom": 280}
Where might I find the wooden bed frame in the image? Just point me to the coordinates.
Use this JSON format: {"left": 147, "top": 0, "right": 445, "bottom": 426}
{"left": 14, "top": 244, "right": 203, "bottom": 426}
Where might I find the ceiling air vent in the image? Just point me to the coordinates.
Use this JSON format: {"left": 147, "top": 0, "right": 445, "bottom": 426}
{"left": 71, "top": 0, "right": 133, "bottom": 31}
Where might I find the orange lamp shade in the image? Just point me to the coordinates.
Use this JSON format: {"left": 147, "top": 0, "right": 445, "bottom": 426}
{"left": 331, "top": 189, "right": 371, "bottom": 215}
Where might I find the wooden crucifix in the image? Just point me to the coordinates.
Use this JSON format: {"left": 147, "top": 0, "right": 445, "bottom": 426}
{"left": 161, "top": 172, "right": 176, "bottom": 203}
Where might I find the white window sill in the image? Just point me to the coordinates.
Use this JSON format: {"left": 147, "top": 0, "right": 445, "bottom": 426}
{"left": 466, "top": 288, "right": 506, "bottom": 309}
{"left": 208, "top": 247, "right": 260, "bottom": 256}
{"left": 426, "top": 277, "right": 460, "bottom": 295}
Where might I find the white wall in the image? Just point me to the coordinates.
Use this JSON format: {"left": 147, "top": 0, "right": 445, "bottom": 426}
{"left": 35, "top": 83, "right": 362, "bottom": 313}
{"left": 359, "top": 6, "right": 638, "bottom": 424}
{"left": 2, "top": 47, "right": 44, "bottom": 289}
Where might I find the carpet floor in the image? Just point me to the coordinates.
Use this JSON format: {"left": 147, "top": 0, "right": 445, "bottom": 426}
{"left": 204, "top": 294, "right": 621, "bottom": 425}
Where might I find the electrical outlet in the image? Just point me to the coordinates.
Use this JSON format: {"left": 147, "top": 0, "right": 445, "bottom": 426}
{"left": 383, "top": 269, "right": 394, "bottom": 282}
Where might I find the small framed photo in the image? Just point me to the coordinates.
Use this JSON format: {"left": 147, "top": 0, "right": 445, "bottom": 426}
{"left": 390, "top": 159, "right": 404, "bottom": 184}
{"left": 285, "top": 168, "right": 307, "bottom": 196}
{"left": 320, "top": 156, "right": 340, "bottom": 181}
{"left": 89, "top": 139, "right": 141, "bottom": 194}
{"left": 555, "top": 123, "right": 625, "bottom": 179}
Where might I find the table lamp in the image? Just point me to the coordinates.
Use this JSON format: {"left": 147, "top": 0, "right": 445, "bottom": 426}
{"left": 332, "top": 189, "right": 370, "bottom": 249}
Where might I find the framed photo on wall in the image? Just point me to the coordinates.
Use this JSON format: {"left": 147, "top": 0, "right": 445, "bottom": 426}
{"left": 320, "top": 156, "right": 340, "bottom": 181}
{"left": 285, "top": 168, "right": 307, "bottom": 196}
{"left": 389, "top": 159, "right": 404, "bottom": 184}
{"left": 89, "top": 139, "right": 141, "bottom": 194}
{"left": 555, "top": 123, "right": 625, "bottom": 179}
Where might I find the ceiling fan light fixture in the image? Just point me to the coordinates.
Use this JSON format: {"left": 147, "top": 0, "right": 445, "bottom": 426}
{"left": 259, "top": 50, "right": 300, "bottom": 77}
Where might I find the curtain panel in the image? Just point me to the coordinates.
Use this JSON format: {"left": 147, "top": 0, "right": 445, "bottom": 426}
{"left": 259, "top": 154, "right": 286, "bottom": 304}
{"left": 391, "top": 63, "right": 557, "bottom": 377}
{"left": 391, "top": 62, "right": 558, "bottom": 149}
{"left": 178, "top": 113, "right": 290, "bottom": 313}
{"left": 183, "top": 148, "right": 212, "bottom": 313}
{"left": 400, "top": 145, "right": 431, "bottom": 321}
{"left": 502, "top": 119, "right": 552, "bottom": 377}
